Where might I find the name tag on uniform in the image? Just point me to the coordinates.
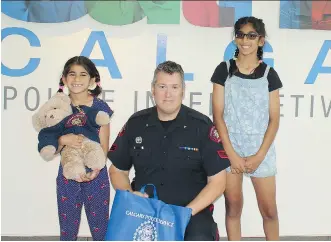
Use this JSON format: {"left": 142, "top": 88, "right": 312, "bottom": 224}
{"left": 133, "top": 146, "right": 144, "bottom": 150}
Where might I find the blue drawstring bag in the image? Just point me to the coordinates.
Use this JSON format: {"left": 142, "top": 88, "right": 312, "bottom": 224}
{"left": 105, "top": 184, "right": 192, "bottom": 241}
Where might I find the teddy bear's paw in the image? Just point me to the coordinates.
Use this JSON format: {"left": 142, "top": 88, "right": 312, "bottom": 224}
{"left": 84, "top": 148, "right": 106, "bottom": 170}
{"left": 73, "top": 174, "right": 84, "bottom": 182}
{"left": 40, "top": 146, "right": 56, "bottom": 161}
{"left": 63, "top": 163, "right": 86, "bottom": 180}
{"left": 85, "top": 169, "right": 100, "bottom": 180}
{"left": 95, "top": 111, "right": 110, "bottom": 126}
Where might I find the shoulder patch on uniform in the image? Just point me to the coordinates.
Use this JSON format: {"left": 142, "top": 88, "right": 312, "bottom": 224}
{"left": 217, "top": 150, "right": 228, "bottom": 159}
{"left": 109, "top": 144, "right": 118, "bottom": 152}
{"left": 118, "top": 123, "right": 126, "bottom": 137}
{"left": 209, "top": 126, "right": 221, "bottom": 143}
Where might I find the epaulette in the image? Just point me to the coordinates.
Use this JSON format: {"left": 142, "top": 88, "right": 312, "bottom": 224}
{"left": 186, "top": 106, "right": 210, "bottom": 125}
{"left": 129, "top": 107, "right": 154, "bottom": 120}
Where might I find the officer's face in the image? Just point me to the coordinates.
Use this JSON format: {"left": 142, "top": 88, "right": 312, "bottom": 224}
{"left": 152, "top": 71, "right": 184, "bottom": 118}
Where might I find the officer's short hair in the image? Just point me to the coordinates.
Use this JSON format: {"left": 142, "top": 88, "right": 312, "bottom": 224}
{"left": 152, "top": 61, "right": 185, "bottom": 88}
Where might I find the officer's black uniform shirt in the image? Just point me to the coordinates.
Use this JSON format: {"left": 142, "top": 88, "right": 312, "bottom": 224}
{"left": 108, "top": 105, "right": 230, "bottom": 207}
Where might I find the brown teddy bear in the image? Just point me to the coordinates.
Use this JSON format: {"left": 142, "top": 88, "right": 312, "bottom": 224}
{"left": 32, "top": 93, "right": 110, "bottom": 180}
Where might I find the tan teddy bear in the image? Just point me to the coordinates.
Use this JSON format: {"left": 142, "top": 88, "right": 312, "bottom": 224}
{"left": 32, "top": 93, "right": 110, "bottom": 180}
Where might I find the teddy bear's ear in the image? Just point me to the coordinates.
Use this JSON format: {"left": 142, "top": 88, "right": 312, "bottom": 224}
{"left": 55, "top": 92, "right": 71, "bottom": 104}
{"left": 32, "top": 112, "right": 45, "bottom": 132}
{"left": 52, "top": 92, "right": 72, "bottom": 114}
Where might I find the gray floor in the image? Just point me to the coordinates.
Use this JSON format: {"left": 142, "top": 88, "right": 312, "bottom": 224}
{"left": 1, "top": 236, "right": 331, "bottom": 241}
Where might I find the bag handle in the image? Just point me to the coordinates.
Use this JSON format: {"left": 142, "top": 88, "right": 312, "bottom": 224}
{"left": 139, "top": 184, "right": 159, "bottom": 200}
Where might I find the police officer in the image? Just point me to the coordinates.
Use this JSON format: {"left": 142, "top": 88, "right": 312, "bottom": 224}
{"left": 108, "top": 61, "right": 230, "bottom": 240}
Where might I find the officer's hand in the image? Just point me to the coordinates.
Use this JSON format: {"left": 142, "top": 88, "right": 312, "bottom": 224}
{"left": 229, "top": 153, "right": 246, "bottom": 174}
{"left": 132, "top": 191, "right": 149, "bottom": 198}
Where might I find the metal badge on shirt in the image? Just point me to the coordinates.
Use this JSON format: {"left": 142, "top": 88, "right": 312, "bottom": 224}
{"left": 135, "top": 136, "right": 142, "bottom": 144}
{"left": 134, "top": 136, "right": 144, "bottom": 150}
